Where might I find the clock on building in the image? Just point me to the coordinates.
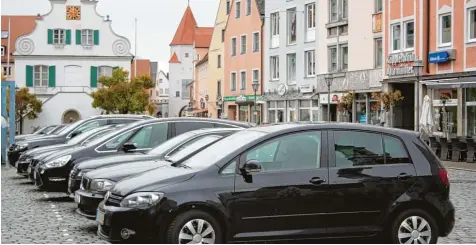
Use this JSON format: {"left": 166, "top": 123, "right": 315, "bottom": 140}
{"left": 66, "top": 6, "right": 81, "bottom": 20}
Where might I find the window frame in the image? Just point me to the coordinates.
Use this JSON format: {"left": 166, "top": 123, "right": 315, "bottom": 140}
{"left": 252, "top": 31, "right": 260, "bottom": 52}
{"left": 81, "top": 29, "right": 94, "bottom": 46}
{"left": 391, "top": 23, "right": 401, "bottom": 52}
{"left": 217, "top": 54, "right": 222, "bottom": 68}
{"left": 468, "top": 7, "right": 476, "bottom": 43}
{"left": 53, "top": 29, "right": 66, "bottom": 45}
{"left": 439, "top": 13, "right": 452, "bottom": 47}
{"left": 240, "top": 70, "right": 247, "bottom": 90}
{"left": 286, "top": 53, "right": 297, "bottom": 85}
{"left": 404, "top": 20, "right": 415, "bottom": 50}
{"left": 287, "top": 8, "right": 297, "bottom": 45}
{"left": 340, "top": 44, "right": 348, "bottom": 71}
{"left": 252, "top": 69, "right": 259, "bottom": 87}
{"left": 306, "top": 3, "right": 316, "bottom": 30}
{"left": 328, "top": 45, "right": 338, "bottom": 72}
{"left": 375, "top": 0, "right": 383, "bottom": 13}
{"left": 305, "top": 49, "right": 316, "bottom": 77}
{"left": 271, "top": 12, "right": 280, "bottom": 37}
{"left": 240, "top": 34, "right": 247, "bottom": 55}
{"left": 3, "top": 65, "right": 12, "bottom": 77}
{"left": 374, "top": 38, "right": 383, "bottom": 68}
{"left": 329, "top": 0, "right": 338, "bottom": 22}
{"left": 98, "top": 66, "right": 113, "bottom": 79}
{"left": 270, "top": 56, "right": 280, "bottom": 80}
{"left": 1, "top": 46, "right": 5, "bottom": 56}
{"left": 226, "top": 0, "right": 231, "bottom": 15}
{"left": 34, "top": 65, "right": 49, "bottom": 87}
{"left": 246, "top": 0, "right": 252, "bottom": 16}
{"left": 230, "top": 72, "right": 237, "bottom": 91}
{"left": 235, "top": 0, "right": 241, "bottom": 19}
{"left": 231, "top": 37, "right": 237, "bottom": 56}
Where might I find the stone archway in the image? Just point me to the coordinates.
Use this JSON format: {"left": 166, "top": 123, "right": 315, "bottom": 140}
{"left": 62, "top": 109, "right": 81, "bottom": 124}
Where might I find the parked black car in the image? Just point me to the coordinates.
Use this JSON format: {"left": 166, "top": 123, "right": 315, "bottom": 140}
{"left": 7, "top": 114, "right": 152, "bottom": 166}
{"left": 17, "top": 124, "right": 121, "bottom": 176}
{"left": 97, "top": 123, "right": 454, "bottom": 244}
{"left": 32, "top": 118, "right": 253, "bottom": 191}
{"left": 15, "top": 124, "right": 66, "bottom": 141}
{"left": 69, "top": 128, "right": 243, "bottom": 196}
{"left": 75, "top": 128, "right": 242, "bottom": 219}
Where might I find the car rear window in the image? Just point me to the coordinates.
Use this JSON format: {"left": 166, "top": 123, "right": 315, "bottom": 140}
{"left": 417, "top": 136, "right": 445, "bottom": 169}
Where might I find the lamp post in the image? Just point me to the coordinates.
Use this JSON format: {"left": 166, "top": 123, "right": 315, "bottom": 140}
{"left": 216, "top": 96, "right": 223, "bottom": 119}
{"left": 252, "top": 80, "right": 259, "bottom": 124}
{"left": 413, "top": 59, "right": 424, "bottom": 132}
{"left": 324, "top": 74, "right": 334, "bottom": 121}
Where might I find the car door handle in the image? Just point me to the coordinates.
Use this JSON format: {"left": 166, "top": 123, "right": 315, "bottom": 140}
{"left": 397, "top": 173, "right": 413, "bottom": 180}
{"left": 309, "top": 177, "right": 326, "bottom": 185}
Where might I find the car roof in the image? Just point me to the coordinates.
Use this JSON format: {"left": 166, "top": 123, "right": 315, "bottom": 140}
{"left": 89, "top": 114, "right": 155, "bottom": 119}
{"left": 129, "top": 117, "right": 255, "bottom": 128}
{"left": 186, "top": 127, "right": 243, "bottom": 135}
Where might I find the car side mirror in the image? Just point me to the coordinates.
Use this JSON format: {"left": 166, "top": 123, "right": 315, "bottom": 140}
{"left": 70, "top": 131, "right": 80, "bottom": 138}
{"left": 122, "top": 142, "right": 138, "bottom": 153}
{"left": 240, "top": 159, "right": 262, "bottom": 174}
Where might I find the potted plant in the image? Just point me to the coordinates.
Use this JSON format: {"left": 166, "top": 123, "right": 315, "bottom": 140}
{"left": 337, "top": 91, "right": 355, "bottom": 122}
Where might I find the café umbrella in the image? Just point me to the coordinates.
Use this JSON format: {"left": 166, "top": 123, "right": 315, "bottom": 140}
{"left": 419, "top": 95, "right": 435, "bottom": 135}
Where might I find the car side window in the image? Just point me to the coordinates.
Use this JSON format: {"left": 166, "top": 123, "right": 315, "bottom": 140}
{"left": 76, "top": 120, "right": 106, "bottom": 134}
{"left": 213, "top": 123, "right": 237, "bottom": 128}
{"left": 128, "top": 123, "right": 169, "bottom": 149}
{"left": 110, "top": 118, "right": 138, "bottom": 125}
{"left": 101, "top": 131, "right": 135, "bottom": 150}
{"left": 383, "top": 135, "right": 411, "bottom": 164}
{"left": 221, "top": 160, "right": 237, "bottom": 175}
{"left": 175, "top": 122, "right": 214, "bottom": 135}
{"left": 245, "top": 131, "right": 322, "bottom": 173}
{"left": 333, "top": 131, "right": 385, "bottom": 167}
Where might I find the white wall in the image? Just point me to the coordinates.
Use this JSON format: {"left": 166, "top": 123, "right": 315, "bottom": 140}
{"left": 157, "top": 70, "right": 169, "bottom": 99}
{"left": 197, "top": 61, "right": 208, "bottom": 107}
{"left": 168, "top": 45, "right": 194, "bottom": 116}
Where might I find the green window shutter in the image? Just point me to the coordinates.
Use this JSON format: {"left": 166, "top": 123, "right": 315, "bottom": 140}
{"left": 48, "top": 66, "right": 56, "bottom": 87}
{"left": 90, "top": 66, "right": 98, "bottom": 87}
{"left": 76, "top": 30, "right": 82, "bottom": 44}
{"left": 93, "top": 30, "right": 99, "bottom": 45}
{"left": 65, "top": 29, "right": 71, "bottom": 45}
{"left": 26, "top": 65, "right": 33, "bottom": 87}
{"left": 47, "top": 29, "right": 53, "bottom": 44}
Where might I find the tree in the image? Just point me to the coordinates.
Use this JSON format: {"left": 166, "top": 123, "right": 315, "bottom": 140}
{"left": 91, "top": 68, "right": 155, "bottom": 114}
{"left": 6, "top": 87, "right": 43, "bottom": 134}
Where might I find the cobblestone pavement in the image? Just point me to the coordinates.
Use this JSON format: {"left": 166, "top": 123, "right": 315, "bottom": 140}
{"left": 1, "top": 166, "right": 476, "bottom": 244}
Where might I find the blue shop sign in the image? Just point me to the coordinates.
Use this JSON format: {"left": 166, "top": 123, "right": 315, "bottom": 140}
{"left": 428, "top": 51, "right": 449, "bottom": 64}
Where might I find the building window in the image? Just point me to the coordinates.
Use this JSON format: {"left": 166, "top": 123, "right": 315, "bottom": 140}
{"left": 246, "top": 0, "right": 251, "bottom": 16}
{"left": 339, "top": 25, "right": 348, "bottom": 35}
{"left": 1, "top": 31, "right": 8, "bottom": 39}
{"left": 375, "top": 0, "right": 383, "bottom": 13}
{"left": 305, "top": 50, "right": 316, "bottom": 77}
{"left": 98, "top": 66, "right": 113, "bottom": 78}
{"left": 221, "top": 29, "right": 225, "bottom": 42}
{"left": 440, "top": 14, "right": 452, "bottom": 46}
{"left": 2, "top": 65, "right": 12, "bottom": 77}
{"left": 231, "top": 72, "right": 237, "bottom": 91}
{"left": 271, "top": 12, "right": 280, "bottom": 37}
{"left": 159, "top": 79, "right": 163, "bottom": 83}
{"left": 329, "top": 46, "right": 337, "bottom": 72}
{"left": 185, "top": 53, "right": 189, "bottom": 58}
{"left": 270, "top": 56, "right": 279, "bottom": 80}
{"left": 226, "top": 0, "right": 231, "bottom": 14}
{"left": 470, "top": 8, "right": 476, "bottom": 42}
{"left": 252, "top": 69, "right": 259, "bottom": 87}
{"left": 391, "top": 24, "right": 401, "bottom": 52}
{"left": 330, "top": 0, "right": 338, "bottom": 22}
{"left": 175, "top": 91, "right": 180, "bottom": 97}
{"left": 306, "top": 3, "right": 316, "bottom": 30}
{"left": 405, "top": 21, "right": 414, "bottom": 49}
{"left": 252, "top": 32, "right": 260, "bottom": 52}
{"left": 0, "top": 46, "right": 5, "bottom": 56}
{"left": 196, "top": 54, "right": 200, "bottom": 60}
{"left": 217, "top": 80, "right": 222, "bottom": 96}
{"left": 287, "top": 8, "right": 297, "bottom": 45}
{"left": 165, "top": 88, "right": 169, "bottom": 94}
{"left": 236, "top": 1, "right": 241, "bottom": 18}
{"left": 181, "top": 80, "right": 190, "bottom": 99}
{"left": 340, "top": 45, "right": 348, "bottom": 71}
{"left": 231, "top": 37, "right": 237, "bottom": 56}
{"left": 287, "top": 53, "right": 296, "bottom": 84}
{"left": 240, "top": 35, "right": 247, "bottom": 55}
{"left": 81, "top": 29, "right": 93, "bottom": 45}
{"left": 217, "top": 54, "right": 222, "bottom": 68}
{"left": 53, "top": 29, "right": 65, "bottom": 44}
{"left": 34, "top": 65, "right": 49, "bottom": 87}
{"left": 342, "top": 0, "right": 348, "bottom": 19}
{"left": 374, "top": 38, "right": 383, "bottom": 68}
{"left": 240, "top": 71, "right": 246, "bottom": 90}
{"left": 328, "top": 27, "right": 338, "bottom": 36}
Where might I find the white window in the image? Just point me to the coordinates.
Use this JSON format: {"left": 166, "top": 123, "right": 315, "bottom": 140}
{"left": 440, "top": 14, "right": 452, "bottom": 46}
{"left": 404, "top": 21, "right": 414, "bottom": 50}
{"left": 81, "top": 29, "right": 93, "bottom": 45}
{"left": 270, "top": 56, "right": 279, "bottom": 80}
{"left": 329, "top": 0, "right": 348, "bottom": 22}
{"left": 246, "top": 0, "right": 251, "bottom": 16}
{"left": 231, "top": 37, "right": 237, "bottom": 56}
{"left": 271, "top": 12, "right": 280, "bottom": 36}
{"left": 305, "top": 50, "right": 316, "bottom": 77}
{"left": 306, "top": 3, "right": 316, "bottom": 30}
{"left": 98, "top": 66, "right": 113, "bottom": 78}
{"left": 240, "top": 71, "right": 246, "bottom": 90}
{"left": 159, "top": 79, "right": 163, "bottom": 83}
{"left": 330, "top": 0, "right": 338, "bottom": 22}
{"left": 252, "top": 69, "right": 259, "bottom": 86}
{"left": 1, "top": 31, "right": 8, "bottom": 39}
{"left": 340, "top": 45, "right": 348, "bottom": 71}
{"left": 342, "top": 0, "right": 348, "bottom": 19}
{"left": 34, "top": 65, "right": 49, "bottom": 87}
{"left": 470, "top": 8, "right": 476, "bottom": 42}
{"left": 287, "top": 53, "right": 296, "bottom": 84}
{"left": 3, "top": 65, "right": 12, "bottom": 77}
{"left": 1, "top": 46, "right": 5, "bottom": 56}
{"left": 165, "top": 88, "right": 169, "bottom": 94}
{"left": 240, "top": 35, "right": 247, "bottom": 55}
{"left": 375, "top": 38, "right": 383, "bottom": 68}
{"left": 329, "top": 46, "right": 337, "bottom": 72}
{"left": 252, "top": 32, "right": 260, "bottom": 52}
{"left": 391, "top": 24, "right": 401, "bottom": 52}
{"left": 236, "top": 1, "right": 241, "bottom": 18}
{"left": 375, "top": 0, "right": 383, "bottom": 13}
{"left": 53, "top": 29, "right": 65, "bottom": 44}
{"left": 287, "top": 8, "right": 297, "bottom": 45}
{"left": 231, "top": 72, "right": 237, "bottom": 91}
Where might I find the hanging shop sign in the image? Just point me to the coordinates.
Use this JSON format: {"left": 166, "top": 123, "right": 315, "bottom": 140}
{"left": 428, "top": 50, "right": 449, "bottom": 64}
{"left": 387, "top": 52, "right": 416, "bottom": 77}
{"left": 299, "top": 84, "right": 314, "bottom": 93}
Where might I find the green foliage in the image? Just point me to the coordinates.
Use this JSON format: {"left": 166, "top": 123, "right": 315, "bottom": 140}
{"left": 91, "top": 68, "right": 156, "bottom": 114}
{"left": 6, "top": 87, "right": 43, "bottom": 121}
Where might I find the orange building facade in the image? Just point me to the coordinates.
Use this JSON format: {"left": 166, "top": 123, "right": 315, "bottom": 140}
{"left": 223, "top": 0, "right": 264, "bottom": 123}
{"left": 384, "top": 0, "right": 476, "bottom": 136}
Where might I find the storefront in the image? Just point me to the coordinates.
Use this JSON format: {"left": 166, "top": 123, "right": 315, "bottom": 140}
{"left": 224, "top": 94, "right": 262, "bottom": 124}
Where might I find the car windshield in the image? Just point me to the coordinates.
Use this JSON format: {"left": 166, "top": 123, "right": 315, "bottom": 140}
{"left": 67, "top": 127, "right": 111, "bottom": 145}
{"left": 180, "top": 130, "right": 266, "bottom": 169}
{"left": 39, "top": 126, "right": 55, "bottom": 134}
{"left": 49, "top": 125, "right": 67, "bottom": 135}
{"left": 57, "top": 120, "right": 85, "bottom": 136}
{"left": 147, "top": 131, "right": 201, "bottom": 155}
{"left": 81, "top": 122, "right": 141, "bottom": 147}
{"left": 167, "top": 135, "right": 223, "bottom": 163}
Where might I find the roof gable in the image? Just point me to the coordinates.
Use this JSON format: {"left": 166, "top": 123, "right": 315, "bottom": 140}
{"left": 168, "top": 52, "right": 181, "bottom": 63}
{"left": 194, "top": 27, "right": 214, "bottom": 48}
{"left": 170, "top": 6, "right": 198, "bottom": 46}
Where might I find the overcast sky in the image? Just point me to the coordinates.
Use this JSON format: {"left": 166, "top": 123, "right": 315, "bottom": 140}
{"left": 1, "top": 0, "right": 219, "bottom": 72}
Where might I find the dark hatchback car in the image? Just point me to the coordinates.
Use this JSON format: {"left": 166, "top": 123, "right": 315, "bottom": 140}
{"left": 33, "top": 118, "right": 253, "bottom": 191}
{"left": 17, "top": 125, "right": 121, "bottom": 176}
{"left": 75, "top": 128, "right": 241, "bottom": 219}
{"left": 97, "top": 123, "right": 454, "bottom": 244}
{"left": 15, "top": 124, "right": 64, "bottom": 142}
{"left": 7, "top": 114, "right": 152, "bottom": 166}
{"left": 69, "top": 128, "right": 243, "bottom": 196}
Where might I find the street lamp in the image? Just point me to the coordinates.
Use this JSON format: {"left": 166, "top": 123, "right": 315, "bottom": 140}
{"left": 324, "top": 73, "right": 334, "bottom": 121}
{"left": 252, "top": 79, "right": 259, "bottom": 124}
{"left": 216, "top": 95, "right": 223, "bottom": 119}
{"left": 413, "top": 59, "right": 424, "bottom": 132}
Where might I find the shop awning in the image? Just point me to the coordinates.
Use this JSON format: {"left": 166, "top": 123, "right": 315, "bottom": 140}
{"left": 423, "top": 77, "right": 476, "bottom": 89}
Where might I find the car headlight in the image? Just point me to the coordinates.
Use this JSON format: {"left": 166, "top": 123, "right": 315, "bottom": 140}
{"left": 45, "top": 155, "right": 72, "bottom": 168}
{"left": 17, "top": 143, "right": 28, "bottom": 150}
{"left": 90, "top": 179, "right": 115, "bottom": 192}
{"left": 119, "top": 192, "right": 164, "bottom": 208}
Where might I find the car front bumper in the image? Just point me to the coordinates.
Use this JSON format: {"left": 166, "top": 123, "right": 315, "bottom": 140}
{"left": 75, "top": 190, "right": 105, "bottom": 220}
{"left": 34, "top": 165, "right": 68, "bottom": 188}
{"left": 7, "top": 148, "right": 26, "bottom": 167}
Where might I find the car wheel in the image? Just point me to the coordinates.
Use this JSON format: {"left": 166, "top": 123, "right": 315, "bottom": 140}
{"left": 166, "top": 210, "right": 223, "bottom": 244}
{"left": 390, "top": 209, "right": 439, "bottom": 244}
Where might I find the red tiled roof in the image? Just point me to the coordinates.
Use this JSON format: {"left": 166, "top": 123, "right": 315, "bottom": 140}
{"left": 1, "top": 15, "right": 37, "bottom": 63}
{"left": 168, "top": 52, "right": 181, "bottom": 63}
{"left": 170, "top": 6, "right": 198, "bottom": 46}
{"left": 194, "top": 27, "right": 213, "bottom": 48}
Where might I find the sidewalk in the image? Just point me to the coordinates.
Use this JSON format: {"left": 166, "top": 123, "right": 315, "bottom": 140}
{"left": 442, "top": 161, "right": 476, "bottom": 172}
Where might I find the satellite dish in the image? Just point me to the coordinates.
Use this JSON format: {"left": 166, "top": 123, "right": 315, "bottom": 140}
{"left": 1, "top": 115, "right": 8, "bottom": 128}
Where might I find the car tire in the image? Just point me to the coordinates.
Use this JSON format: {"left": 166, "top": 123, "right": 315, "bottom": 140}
{"left": 166, "top": 210, "right": 223, "bottom": 244}
{"left": 390, "top": 208, "right": 439, "bottom": 244}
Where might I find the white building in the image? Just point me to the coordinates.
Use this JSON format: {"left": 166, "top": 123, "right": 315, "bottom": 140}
{"left": 156, "top": 70, "right": 170, "bottom": 117}
{"left": 13, "top": 0, "right": 132, "bottom": 133}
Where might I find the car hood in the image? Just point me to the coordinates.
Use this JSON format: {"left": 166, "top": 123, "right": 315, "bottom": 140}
{"left": 26, "top": 144, "right": 71, "bottom": 156}
{"left": 23, "top": 135, "right": 65, "bottom": 148}
{"left": 34, "top": 150, "right": 61, "bottom": 160}
{"left": 15, "top": 134, "right": 36, "bottom": 141}
{"left": 85, "top": 160, "right": 169, "bottom": 182}
{"left": 39, "top": 146, "right": 85, "bottom": 162}
{"left": 111, "top": 165, "right": 197, "bottom": 196}
{"left": 77, "top": 154, "right": 155, "bottom": 171}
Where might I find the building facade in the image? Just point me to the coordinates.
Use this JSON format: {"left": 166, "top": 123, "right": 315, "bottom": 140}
{"left": 190, "top": 53, "right": 209, "bottom": 117}
{"left": 384, "top": 0, "right": 476, "bottom": 136}
{"left": 156, "top": 70, "right": 170, "bottom": 117}
{"left": 13, "top": 0, "right": 133, "bottom": 133}
{"left": 223, "top": 0, "right": 264, "bottom": 123}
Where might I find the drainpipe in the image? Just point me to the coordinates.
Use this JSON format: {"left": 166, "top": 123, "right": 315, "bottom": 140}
{"left": 425, "top": 0, "right": 430, "bottom": 74}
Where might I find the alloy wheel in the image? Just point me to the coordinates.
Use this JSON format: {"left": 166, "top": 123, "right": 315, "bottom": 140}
{"left": 178, "top": 218, "right": 216, "bottom": 244}
{"left": 397, "top": 215, "right": 432, "bottom": 244}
